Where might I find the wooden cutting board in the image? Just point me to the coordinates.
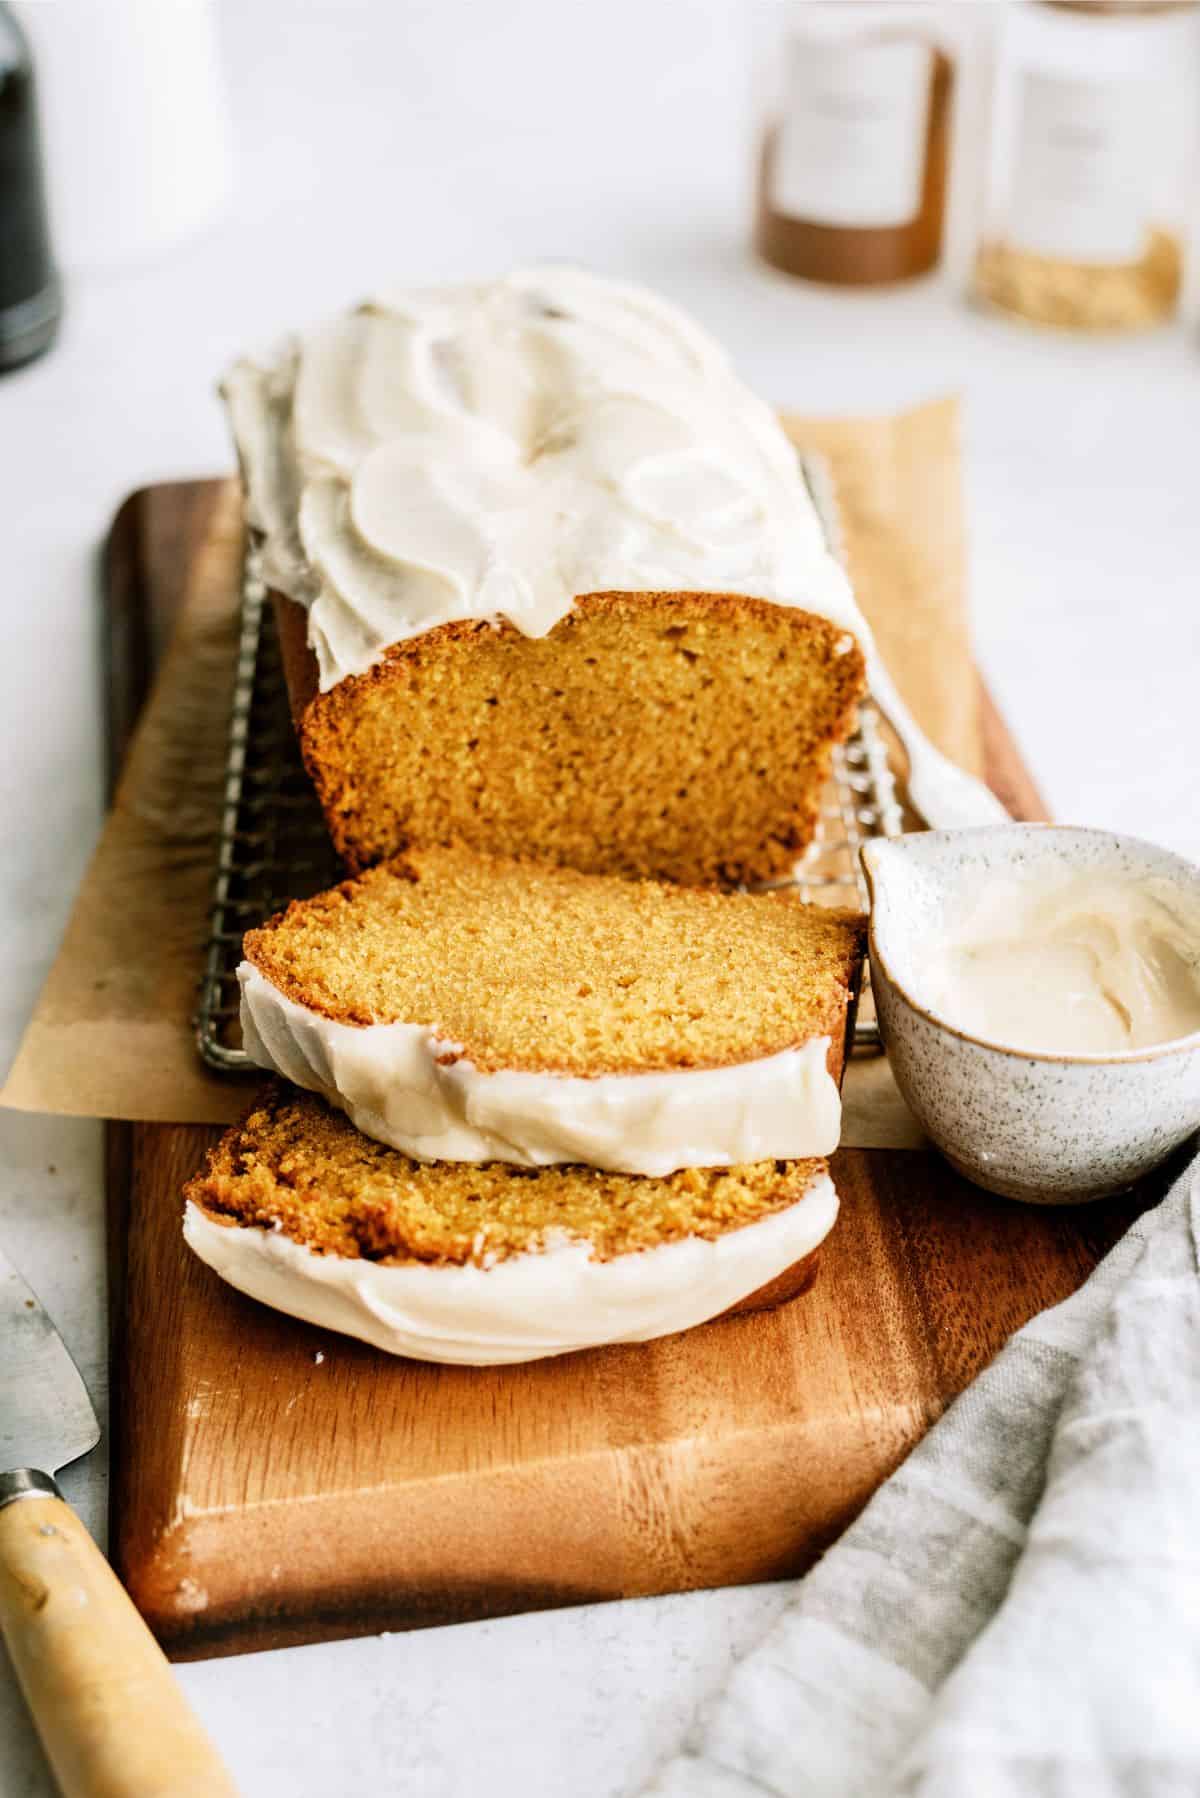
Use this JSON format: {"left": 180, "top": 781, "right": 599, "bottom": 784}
{"left": 103, "top": 481, "right": 1153, "bottom": 1662}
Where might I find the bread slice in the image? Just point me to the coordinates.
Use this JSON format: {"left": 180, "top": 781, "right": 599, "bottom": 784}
{"left": 275, "top": 587, "right": 866, "bottom": 885}
{"left": 239, "top": 845, "right": 865, "bottom": 1172}
{"left": 182, "top": 1085, "right": 839, "bottom": 1363}
{"left": 244, "top": 844, "right": 864, "bottom": 1075}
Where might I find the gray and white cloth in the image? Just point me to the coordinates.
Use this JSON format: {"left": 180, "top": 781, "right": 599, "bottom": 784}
{"left": 645, "top": 1151, "right": 1200, "bottom": 1798}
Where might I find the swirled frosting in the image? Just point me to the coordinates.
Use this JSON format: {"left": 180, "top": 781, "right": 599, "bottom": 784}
{"left": 222, "top": 267, "right": 865, "bottom": 692}
{"left": 183, "top": 1168, "right": 838, "bottom": 1365}
{"left": 920, "top": 873, "right": 1200, "bottom": 1056}
{"left": 239, "top": 962, "right": 842, "bottom": 1176}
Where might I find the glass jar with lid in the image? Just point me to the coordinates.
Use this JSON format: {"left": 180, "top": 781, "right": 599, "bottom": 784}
{"left": 973, "top": 1, "right": 1199, "bottom": 331}
{"left": 753, "top": 2, "right": 958, "bottom": 286}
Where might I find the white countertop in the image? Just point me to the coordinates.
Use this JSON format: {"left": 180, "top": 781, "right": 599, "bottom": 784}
{"left": 2, "top": 2, "right": 1198, "bottom": 1791}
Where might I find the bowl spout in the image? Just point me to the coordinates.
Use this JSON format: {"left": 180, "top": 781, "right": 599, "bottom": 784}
{"left": 859, "top": 831, "right": 962, "bottom": 958}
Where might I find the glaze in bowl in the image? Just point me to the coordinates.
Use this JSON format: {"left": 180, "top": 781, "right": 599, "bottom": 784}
{"left": 861, "top": 825, "right": 1200, "bottom": 1204}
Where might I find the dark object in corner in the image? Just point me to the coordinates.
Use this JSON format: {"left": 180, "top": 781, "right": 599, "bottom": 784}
{"left": 0, "top": 4, "right": 60, "bottom": 373}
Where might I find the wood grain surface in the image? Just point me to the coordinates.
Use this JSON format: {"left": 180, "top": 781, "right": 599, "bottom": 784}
{"left": 103, "top": 483, "right": 1153, "bottom": 1661}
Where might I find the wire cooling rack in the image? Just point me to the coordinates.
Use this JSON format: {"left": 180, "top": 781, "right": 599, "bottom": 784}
{"left": 194, "top": 456, "right": 903, "bottom": 1072}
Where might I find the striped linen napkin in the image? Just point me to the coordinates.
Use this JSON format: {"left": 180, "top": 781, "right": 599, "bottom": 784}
{"left": 644, "top": 1149, "right": 1200, "bottom": 1798}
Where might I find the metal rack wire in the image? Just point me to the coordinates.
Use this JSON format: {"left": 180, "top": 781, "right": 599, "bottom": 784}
{"left": 194, "top": 555, "right": 339, "bottom": 1071}
{"left": 194, "top": 456, "right": 902, "bottom": 1072}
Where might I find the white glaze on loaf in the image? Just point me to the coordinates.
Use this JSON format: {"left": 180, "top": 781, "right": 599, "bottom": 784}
{"left": 222, "top": 268, "right": 868, "bottom": 692}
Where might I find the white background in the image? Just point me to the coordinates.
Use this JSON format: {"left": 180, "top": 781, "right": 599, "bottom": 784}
{"left": 1, "top": 2, "right": 1198, "bottom": 1792}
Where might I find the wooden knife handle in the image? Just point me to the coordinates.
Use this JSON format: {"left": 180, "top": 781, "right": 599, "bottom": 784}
{"left": 0, "top": 1488, "right": 238, "bottom": 1798}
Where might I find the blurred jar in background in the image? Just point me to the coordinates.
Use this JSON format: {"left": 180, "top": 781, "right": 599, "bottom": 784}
{"left": 13, "top": 0, "right": 232, "bottom": 272}
{"left": 973, "top": 1, "right": 1199, "bottom": 331}
{"left": 754, "top": 2, "right": 956, "bottom": 286}
{"left": 0, "top": 4, "right": 59, "bottom": 370}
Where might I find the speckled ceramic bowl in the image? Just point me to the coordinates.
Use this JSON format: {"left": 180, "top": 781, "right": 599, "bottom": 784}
{"left": 861, "top": 826, "right": 1200, "bottom": 1204}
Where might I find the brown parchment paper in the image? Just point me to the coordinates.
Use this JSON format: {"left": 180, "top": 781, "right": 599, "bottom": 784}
{"left": 2, "top": 398, "right": 977, "bottom": 1144}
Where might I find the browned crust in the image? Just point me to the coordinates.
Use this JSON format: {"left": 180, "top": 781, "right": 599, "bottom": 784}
{"left": 242, "top": 854, "right": 867, "bottom": 1086}
{"left": 190, "top": 1170, "right": 820, "bottom": 1327}
{"left": 273, "top": 589, "right": 319, "bottom": 728}
{"left": 191, "top": 1171, "right": 819, "bottom": 1326}
{"left": 271, "top": 586, "right": 867, "bottom": 885}
{"left": 182, "top": 1083, "right": 837, "bottom": 1271}
{"left": 183, "top": 1085, "right": 834, "bottom": 1287}
{"left": 187, "top": 1181, "right": 829, "bottom": 1289}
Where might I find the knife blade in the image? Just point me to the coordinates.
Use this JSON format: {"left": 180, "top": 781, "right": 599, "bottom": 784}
{"left": 0, "top": 1241, "right": 238, "bottom": 1797}
{"left": 0, "top": 1247, "right": 99, "bottom": 1480}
